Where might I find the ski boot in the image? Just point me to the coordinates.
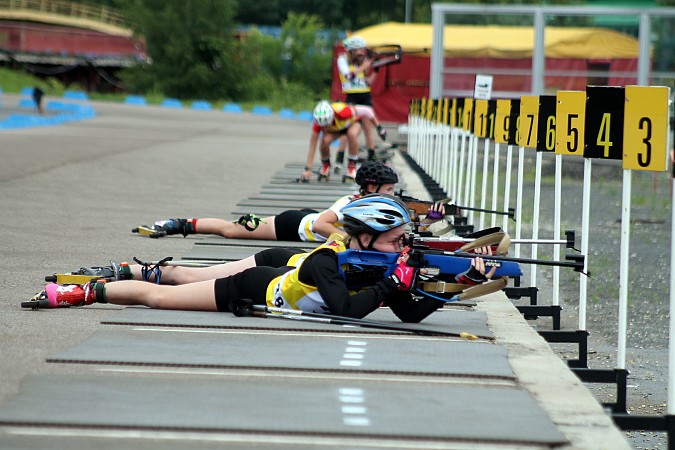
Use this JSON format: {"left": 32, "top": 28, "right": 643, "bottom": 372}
{"left": 132, "top": 218, "right": 196, "bottom": 238}
{"left": 133, "top": 256, "right": 172, "bottom": 283}
{"left": 22, "top": 280, "right": 106, "bottom": 310}
{"left": 334, "top": 150, "right": 344, "bottom": 175}
{"left": 377, "top": 125, "right": 387, "bottom": 141}
{"left": 342, "top": 160, "right": 357, "bottom": 183}
{"left": 45, "top": 261, "right": 133, "bottom": 285}
{"left": 235, "top": 213, "right": 267, "bottom": 231}
{"left": 317, "top": 159, "right": 331, "bottom": 182}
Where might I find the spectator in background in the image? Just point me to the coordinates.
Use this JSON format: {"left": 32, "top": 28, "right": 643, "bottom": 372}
{"left": 334, "top": 35, "right": 386, "bottom": 168}
{"left": 32, "top": 87, "right": 44, "bottom": 115}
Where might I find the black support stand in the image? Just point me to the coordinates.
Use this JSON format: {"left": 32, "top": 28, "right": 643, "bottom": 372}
{"left": 539, "top": 330, "right": 589, "bottom": 368}
{"left": 572, "top": 367, "right": 628, "bottom": 413}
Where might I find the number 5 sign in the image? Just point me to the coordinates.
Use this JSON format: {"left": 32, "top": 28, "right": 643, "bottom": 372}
{"left": 623, "top": 86, "right": 670, "bottom": 172}
{"left": 555, "top": 91, "right": 586, "bottom": 156}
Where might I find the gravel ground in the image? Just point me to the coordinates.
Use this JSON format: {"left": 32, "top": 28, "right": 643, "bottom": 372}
{"left": 503, "top": 151, "right": 671, "bottom": 450}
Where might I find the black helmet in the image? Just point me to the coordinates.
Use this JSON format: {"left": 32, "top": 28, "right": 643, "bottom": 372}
{"left": 355, "top": 161, "right": 399, "bottom": 187}
{"left": 341, "top": 193, "right": 411, "bottom": 238}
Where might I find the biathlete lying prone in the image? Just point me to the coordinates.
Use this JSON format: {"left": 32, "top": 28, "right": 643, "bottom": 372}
{"left": 34, "top": 194, "right": 497, "bottom": 322}
{"left": 134, "top": 161, "right": 446, "bottom": 242}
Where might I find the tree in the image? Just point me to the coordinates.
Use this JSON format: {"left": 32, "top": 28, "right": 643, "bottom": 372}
{"left": 235, "top": 12, "right": 336, "bottom": 102}
{"left": 119, "top": 0, "right": 253, "bottom": 100}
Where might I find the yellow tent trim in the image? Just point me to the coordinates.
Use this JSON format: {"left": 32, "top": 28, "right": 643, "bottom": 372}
{"left": 351, "top": 22, "right": 639, "bottom": 59}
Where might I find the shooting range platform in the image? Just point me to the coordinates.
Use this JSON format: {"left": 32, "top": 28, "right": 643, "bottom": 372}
{"left": 0, "top": 103, "right": 631, "bottom": 450}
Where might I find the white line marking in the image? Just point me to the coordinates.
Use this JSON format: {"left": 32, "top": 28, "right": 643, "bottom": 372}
{"left": 339, "top": 360, "right": 362, "bottom": 367}
{"left": 343, "top": 416, "right": 371, "bottom": 426}
{"left": 341, "top": 405, "right": 367, "bottom": 414}
{"left": 339, "top": 388, "right": 364, "bottom": 395}
{"left": 339, "top": 395, "right": 364, "bottom": 403}
{"left": 345, "top": 347, "right": 367, "bottom": 353}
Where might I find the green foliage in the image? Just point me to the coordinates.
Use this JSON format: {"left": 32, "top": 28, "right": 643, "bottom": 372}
{"left": 116, "top": 4, "right": 330, "bottom": 105}
{"left": 277, "top": 13, "right": 337, "bottom": 92}
{"left": 226, "top": 12, "right": 334, "bottom": 102}
{"left": 0, "top": 67, "right": 65, "bottom": 94}
{"left": 119, "top": 0, "right": 247, "bottom": 100}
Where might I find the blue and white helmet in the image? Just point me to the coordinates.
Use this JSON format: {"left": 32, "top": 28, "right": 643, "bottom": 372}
{"left": 341, "top": 193, "right": 411, "bottom": 237}
{"left": 344, "top": 36, "right": 367, "bottom": 51}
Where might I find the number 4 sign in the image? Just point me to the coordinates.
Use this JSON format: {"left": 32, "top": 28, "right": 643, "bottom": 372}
{"left": 623, "top": 85, "right": 670, "bottom": 172}
{"left": 584, "top": 86, "right": 625, "bottom": 160}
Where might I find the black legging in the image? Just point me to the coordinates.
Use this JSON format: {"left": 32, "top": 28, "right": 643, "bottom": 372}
{"left": 273, "top": 208, "right": 318, "bottom": 241}
{"left": 213, "top": 248, "right": 304, "bottom": 312}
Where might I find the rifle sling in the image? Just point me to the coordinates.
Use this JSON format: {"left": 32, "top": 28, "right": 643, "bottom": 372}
{"left": 419, "top": 281, "right": 466, "bottom": 294}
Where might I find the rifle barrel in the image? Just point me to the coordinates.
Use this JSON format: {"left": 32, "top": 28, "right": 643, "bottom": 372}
{"left": 455, "top": 205, "right": 510, "bottom": 216}
{"left": 445, "top": 250, "right": 584, "bottom": 270}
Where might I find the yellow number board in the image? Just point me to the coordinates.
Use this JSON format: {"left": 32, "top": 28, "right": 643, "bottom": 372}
{"left": 555, "top": 91, "right": 586, "bottom": 156}
{"left": 494, "top": 100, "right": 511, "bottom": 144}
{"left": 441, "top": 98, "right": 449, "bottom": 124}
{"left": 623, "top": 86, "right": 670, "bottom": 172}
{"left": 518, "top": 96, "right": 539, "bottom": 148}
{"left": 474, "top": 99, "right": 489, "bottom": 138}
{"left": 462, "top": 98, "right": 474, "bottom": 133}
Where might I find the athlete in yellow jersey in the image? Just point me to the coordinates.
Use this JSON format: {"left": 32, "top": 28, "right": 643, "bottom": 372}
{"left": 333, "top": 35, "right": 386, "bottom": 167}
{"left": 39, "top": 195, "right": 496, "bottom": 321}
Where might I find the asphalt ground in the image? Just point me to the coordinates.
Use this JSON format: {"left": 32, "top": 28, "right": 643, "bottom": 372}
{"left": 0, "top": 94, "right": 633, "bottom": 449}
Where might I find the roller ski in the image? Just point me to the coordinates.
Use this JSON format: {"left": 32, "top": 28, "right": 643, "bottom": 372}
{"left": 317, "top": 158, "right": 331, "bottom": 182}
{"left": 22, "top": 280, "right": 106, "bottom": 310}
{"left": 44, "top": 260, "right": 132, "bottom": 284}
{"left": 342, "top": 160, "right": 357, "bottom": 183}
{"left": 132, "top": 218, "right": 196, "bottom": 238}
{"left": 375, "top": 143, "right": 396, "bottom": 163}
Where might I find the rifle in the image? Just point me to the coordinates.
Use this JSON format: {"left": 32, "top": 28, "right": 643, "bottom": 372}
{"left": 396, "top": 191, "right": 516, "bottom": 221}
{"left": 414, "top": 227, "right": 578, "bottom": 253}
{"left": 336, "top": 241, "right": 585, "bottom": 302}
{"left": 336, "top": 245, "right": 519, "bottom": 302}
{"left": 367, "top": 44, "right": 403, "bottom": 69}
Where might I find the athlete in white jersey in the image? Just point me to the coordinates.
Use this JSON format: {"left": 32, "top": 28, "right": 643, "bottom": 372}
{"left": 135, "top": 162, "right": 399, "bottom": 242}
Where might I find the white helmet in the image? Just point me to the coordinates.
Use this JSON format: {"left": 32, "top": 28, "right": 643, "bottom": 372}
{"left": 313, "top": 101, "right": 334, "bottom": 127}
{"left": 344, "top": 36, "right": 367, "bottom": 51}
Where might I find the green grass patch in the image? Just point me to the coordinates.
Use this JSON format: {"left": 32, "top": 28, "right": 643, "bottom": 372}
{"left": 0, "top": 67, "right": 323, "bottom": 113}
{"left": 0, "top": 67, "right": 66, "bottom": 95}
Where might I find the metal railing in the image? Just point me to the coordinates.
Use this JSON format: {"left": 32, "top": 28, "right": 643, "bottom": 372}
{"left": 0, "top": 0, "right": 127, "bottom": 28}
